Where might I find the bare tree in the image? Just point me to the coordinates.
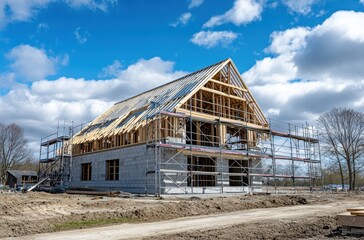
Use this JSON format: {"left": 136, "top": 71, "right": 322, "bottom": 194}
{"left": 0, "top": 123, "right": 33, "bottom": 184}
{"left": 318, "top": 108, "right": 364, "bottom": 190}
{"left": 321, "top": 144, "right": 346, "bottom": 189}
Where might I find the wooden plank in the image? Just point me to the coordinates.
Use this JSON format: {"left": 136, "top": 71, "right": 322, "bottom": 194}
{"left": 199, "top": 90, "right": 203, "bottom": 113}
{"left": 212, "top": 93, "right": 215, "bottom": 115}
{"left": 347, "top": 208, "right": 364, "bottom": 212}
{"left": 181, "top": 149, "right": 248, "bottom": 160}
{"left": 66, "top": 190, "right": 119, "bottom": 196}
{"left": 176, "top": 59, "right": 229, "bottom": 109}
{"left": 350, "top": 211, "right": 364, "bottom": 216}
{"left": 228, "top": 60, "right": 268, "bottom": 126}
{"left": 176, "top": 107, "right": 269, "bottom": 131}
{"left": 208, "top": 79, "right": 247, "bottom": 92}
{"left": 196, "top": 121, "right": 201, "bottom": 145}
{"left": 337, "top": 212, "right": 364, "bottom": 228}
{"left": 201, "top": 87, "right": 246, "bottom": 102}
{"left": 194, "top": 93, "right": 197, "bottom": 111}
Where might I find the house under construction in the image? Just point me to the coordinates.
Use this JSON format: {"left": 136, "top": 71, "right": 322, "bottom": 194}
{"left": 38, "top": 58, "right": 321, "bottom": 194}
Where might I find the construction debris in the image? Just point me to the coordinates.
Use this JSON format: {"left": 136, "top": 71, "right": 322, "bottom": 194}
{"left": 337, "top": 207, "right": 364, "bottom": 236}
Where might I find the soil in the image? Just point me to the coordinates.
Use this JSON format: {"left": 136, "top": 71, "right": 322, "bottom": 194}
{"left": 0, "top": 191, "right": 363, "bottom": 239}
{"left": 148, "top": 216, "right": 338, "bottom": 240}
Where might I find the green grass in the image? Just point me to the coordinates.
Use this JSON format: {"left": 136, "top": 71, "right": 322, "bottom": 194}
{"left": 53, "top": 217, "right": 133, "bottom": 231}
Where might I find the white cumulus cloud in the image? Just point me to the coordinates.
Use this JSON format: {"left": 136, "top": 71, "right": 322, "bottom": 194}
{"left": 63, "top": 0, "right": 117, "bottom": 11}
{"left": 203, "top": 0, "right": 263, "bottom": 28}
{"left": 36, "top": 22, "right": 49, "bottom": 33}
{"left": 0, "top": 0, "right": 51, "bottom": 27}
{"left": 281, "top": 0, "right": 317, "bottom": 15}
{"left": 243, "top": 11, "right": 364, "bottom": 122}
{"left": 294, "top": 11, "right": 364, "bottom": 81}
{"left": 74, "top": 27, "right": 90, "bottom": 44}
{"left": 188, "top": 0, "right": 203, "bottom": 9}
{"left": 0, "top": 57, "right": 188, "bottom": 151}
{"left": 267, "top": 27, "right": 310, "bottom": 55}
{"left": 98, "top": 60, "right": 122, "bottom": 78}
{"left": 243, "top": 55, "right": 297, "bottom": 86}
{"left": 0, "top": 0, "right": 117, "bottom": 29}
{"left": 6, "top": 44, "right": 57, "bottom": 82}
{"left": 171, "top": 12, "right": 192, "bottom": 27}
{"left": 191, "top": 30, "right": 238, "bottom": 48}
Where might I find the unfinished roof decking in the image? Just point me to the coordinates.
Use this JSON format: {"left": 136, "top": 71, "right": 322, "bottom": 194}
{"left": 72, "top": 59, "right": 268, "bottom": 147}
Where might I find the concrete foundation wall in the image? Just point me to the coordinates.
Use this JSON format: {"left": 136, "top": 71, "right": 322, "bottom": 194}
{"left": 69, "top": 144, "right": 156, "bottom": 194}
{"left": 69, "top": 145, "right": 263, "bottom": 194}
{"left": 250, "top": 158, "right": 263, "bottom": 192}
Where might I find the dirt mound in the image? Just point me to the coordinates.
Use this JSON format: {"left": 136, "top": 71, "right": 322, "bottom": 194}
{"left": 127, "top": 195, "right": 308, "bottom": 222}
{"left": 148, "top": 216, "right": 337, "bottom": 240}
{"left": 0, "top": 192, "right": 309, "bottom": 238}
{"left": 2, "top": 192, "right": 363, "bottom": 238}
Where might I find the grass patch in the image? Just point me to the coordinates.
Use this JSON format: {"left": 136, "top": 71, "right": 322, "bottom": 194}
{"left": 53, "top": 217, "right": 134, "bottom": 231}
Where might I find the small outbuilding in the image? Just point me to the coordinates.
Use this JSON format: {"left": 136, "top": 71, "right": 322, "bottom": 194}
{"left": 6, "top": 170, "right": 38, "bottom": 188}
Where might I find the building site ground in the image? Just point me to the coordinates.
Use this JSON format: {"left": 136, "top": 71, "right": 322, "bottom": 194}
{"left": 1, "top": 190, "right": 363, "bottom": 239}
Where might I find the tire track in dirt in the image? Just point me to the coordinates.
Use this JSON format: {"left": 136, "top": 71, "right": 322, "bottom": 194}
{"left": 7, "top": 201, "right": 362, "bottom": 240}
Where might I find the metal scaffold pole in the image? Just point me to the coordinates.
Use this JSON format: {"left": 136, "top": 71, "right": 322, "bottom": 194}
{"left": 218, "top": 117, "right": 223, "bottom": 193}
{"left": 268, "top": 118, "right": 277, "bottom": 194}
{"left": 158, "top": 112, "right": 162, "bottom": 196}
{"left": 154, "top": 116, "right": 158, "bottom": 196}
{"left": 69, "top": 121, "right": 74, "bottom": 184}
{"left": 288, "top": 123, "right": 295, "bottom": 192}
{"left": 246, "top": 118, "right": 252, "bottom": 194}
{"left": 189, "top": 98, "right": 193, "bottom": 193}
{"left": 317, "top": 130, "right": 324, "bottom": 191}
{"left": 144, "top": 119, "right": 149, "bottom": 196}
{"left": 306, "top": 122, "right": 313, "bottom": 192}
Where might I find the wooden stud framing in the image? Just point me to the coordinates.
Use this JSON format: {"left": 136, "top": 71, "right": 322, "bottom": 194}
{"left": 72, "top": 59, "right": 269, "bottom": 155}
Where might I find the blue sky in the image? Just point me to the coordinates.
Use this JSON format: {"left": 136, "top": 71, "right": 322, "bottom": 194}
{"left": 1, "top": 0, "right": 361, "bottom": 80}
{"left": 0, "top": 0, "right": 364, "bottom": 155}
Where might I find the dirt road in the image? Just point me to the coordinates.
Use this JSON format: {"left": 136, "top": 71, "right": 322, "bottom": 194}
{"left": 8, "top": 200, "right": 362, "bottom": 240}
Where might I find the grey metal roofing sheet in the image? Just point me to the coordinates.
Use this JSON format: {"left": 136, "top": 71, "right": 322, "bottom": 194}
{"left": 72, "top": 58, "right": 268, "bottom": 144}
{"left": 73, "top": 59, "right": 229, "bottom": 143}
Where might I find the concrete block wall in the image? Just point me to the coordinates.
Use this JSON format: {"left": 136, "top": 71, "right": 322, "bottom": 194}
{"left": 217, "top": 157, "right": 230, "bottom": 188}
{"left": 69, "top": 144, "right": 156, "bottom": 194}
{"left": 250, "top": 158, "right": 263, "bottom": 192}
{"left": 69, "top": 145, "right": 263, "bottom": 194}
{"left": 160, "top": 149, "right": 188, "bottom": 194}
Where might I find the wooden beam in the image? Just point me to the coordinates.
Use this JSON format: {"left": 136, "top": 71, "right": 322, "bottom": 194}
{"left": 194, "top": 94, "right": 197, "bottom": 111}
{"left": 176, "top": 108, "right": 269, "bottom": 131}
{"left": 196, "top": 121, "right": 201, "bottom": 145}
{"left": 209, "top": 79, "right": 247, "bottom": 92}
{"left": 199, "top": 90, "right": 203, "bottom": 113}
{"left": 212, "top": 92, "right": 215, "bottom": 115}
{"left": 337, "top": 212, "right": 364, "bottom": 228}
{"left": 175, "top": 59, "right": 230, "bottom": 109}
{"left": 181, "top": 150, "right": 248, "bottom": 160}
{"left": 201, "top": 87, "right": 246, "bottom": 102}
{"left": 228, "top": 96, "right": 231, "bottom": 119}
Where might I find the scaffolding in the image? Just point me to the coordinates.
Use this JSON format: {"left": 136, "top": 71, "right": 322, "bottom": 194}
{"left": 145, "top": 99, "right": 321, "bottom": 195}
{"left": 68, "top": 59, "right": 322, "bottom": 195}
{"left": 37, "top": 121, "right": 74, "bottom": 190}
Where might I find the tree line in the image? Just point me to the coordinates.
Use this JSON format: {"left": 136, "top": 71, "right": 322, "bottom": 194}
{"left": 0, "top": 123, "right": 35, "bottom": 184}
{"left": 0, "top": 108, "right": 363, "bottom": 190}
{"left": 318, "top": 108, "right": 364, "bottom": 191}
